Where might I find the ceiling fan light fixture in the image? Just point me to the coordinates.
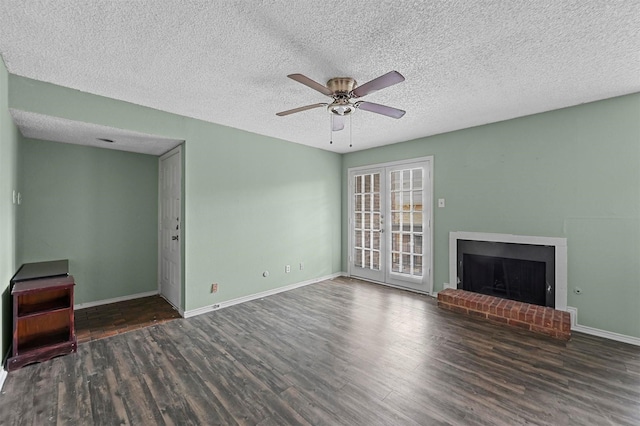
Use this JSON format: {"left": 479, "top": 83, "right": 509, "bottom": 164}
{"left": 328, "top": 103, "right": 355, "bottom": 116}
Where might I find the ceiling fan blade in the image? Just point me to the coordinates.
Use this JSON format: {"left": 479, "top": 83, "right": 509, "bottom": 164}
{"left": 356, "top": 101, "right": 406, "bottom": 119}
{"left": 288, "top": 74, "right": 333, "bottom": 96}
{"left": 351, "top": 71, "right": 405, "bottom": 98}
{"left": 332, "top": 114, "right": 345, "bottom": 131}
{"left": 276, "top": 103, "right": 327, "bottom": 116}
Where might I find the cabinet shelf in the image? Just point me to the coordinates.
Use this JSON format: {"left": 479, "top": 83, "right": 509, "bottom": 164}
{"left": 18, "top": 298, "right": 71, "bottom": 318}
{"left": 17, "top": 331, "right": 71, "bottom": 354}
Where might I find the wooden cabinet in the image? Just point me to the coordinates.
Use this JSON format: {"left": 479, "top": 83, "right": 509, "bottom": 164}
{"left": 7, "top": 261, "right": 77, "bottom": 371}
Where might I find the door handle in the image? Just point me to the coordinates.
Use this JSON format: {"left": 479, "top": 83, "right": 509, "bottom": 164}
{"left": 172, "top": 235, "right": 179, "bottom": 241}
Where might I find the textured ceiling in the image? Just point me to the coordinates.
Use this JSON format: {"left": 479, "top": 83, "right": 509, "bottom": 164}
{"left": 11, "top": 110, "right": 183, "bottom": 156}
{"left": 1, "top": 1, "right": 639, "bottom": 154}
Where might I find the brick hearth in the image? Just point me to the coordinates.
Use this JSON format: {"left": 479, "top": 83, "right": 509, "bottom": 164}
{"left": 437, "top": 288, "right": 571, "bottom": 340}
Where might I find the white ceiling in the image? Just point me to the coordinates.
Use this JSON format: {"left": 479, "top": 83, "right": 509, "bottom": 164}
{"left": 1, "top": 1, "right": 639, "bottom": 155}
{"left": 10, "top": 109, "right": 183, "bottom": 156}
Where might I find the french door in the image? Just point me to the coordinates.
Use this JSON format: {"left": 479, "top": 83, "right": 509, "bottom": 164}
{"left": 349, "top": 158, "right": 432, "bottom": 293}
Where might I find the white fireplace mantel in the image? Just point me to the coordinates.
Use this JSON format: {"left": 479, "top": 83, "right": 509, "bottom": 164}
{"left": 448, "top": 231, "right": 568, "bottom": 311}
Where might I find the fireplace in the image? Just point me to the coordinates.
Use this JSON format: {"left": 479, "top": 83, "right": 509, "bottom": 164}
{"left": 449, "top": 232, "right": 567, "bottom": 310}
{"left": 458, "top": 240, "right": 555, "bottom": 307}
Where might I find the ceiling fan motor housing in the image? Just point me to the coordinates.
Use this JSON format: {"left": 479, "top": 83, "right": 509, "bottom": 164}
{"left": 326, "top": 78, "right": 357, "bottom": 115}
{"left": 326, "top": 77, "right": 357, "bottom": 95}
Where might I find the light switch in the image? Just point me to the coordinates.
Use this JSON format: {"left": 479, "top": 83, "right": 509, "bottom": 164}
{"left": 438, "top": 198, "right": 445, "bottom": 208}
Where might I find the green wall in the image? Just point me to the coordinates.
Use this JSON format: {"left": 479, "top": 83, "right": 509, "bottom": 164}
{"left": 9, "top": 75, "right": 343, "bottom": 313}
{"left": 183, "top": 120, "right": 342, "bottom": 310}
{"left": 0, "top": 56, "right": 20, "bottom": 358}
{"left": 343, "top": 93, "right": 640, "bottom": 338}
{"left": 18, "top": 139, "right": 159, "bottom": 304}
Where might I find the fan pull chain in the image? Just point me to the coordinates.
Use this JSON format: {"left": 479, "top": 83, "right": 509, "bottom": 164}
{"left": 329, "top": 113, "right": 333, "bottom": 145}
{"left": 349, "top": 113, "right": 353, "bottom": 148}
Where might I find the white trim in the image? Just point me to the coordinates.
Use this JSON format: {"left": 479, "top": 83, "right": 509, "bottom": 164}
{"left": 0, "top": 345, "right": 10, "bottom": 392}
{"left": 74, "top": 290, "right": 159, "bottom": 310}
{"left": 158, "top": 144, "right": 183, "bottom": 311}
{"left": 183, "top": 272, "right": 344, "bottom": 318}
{"left": 567, "top": 306, "right": 640, "bottom": 346}
{"left": 0, "top": 367, "right": 6, "bottom": 393}
{"left": 347, "top": 156, "right": 436, "bottom": 173}
{"left": 449, "top": 231, "right": 568, "bottom": 310}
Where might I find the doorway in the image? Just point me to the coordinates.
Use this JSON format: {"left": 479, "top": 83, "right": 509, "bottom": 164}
{"left": 348, "top": 157, "right": 433, "bottom": 293}
{"left": 159, "top": 146, "right": 183, "bottom": 310}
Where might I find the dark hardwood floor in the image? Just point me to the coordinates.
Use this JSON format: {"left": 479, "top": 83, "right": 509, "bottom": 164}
{"left": 1, "top": 277, "right": 639, "bottom": 425}
{"left": 75, "top": 295, "right": 181, "bottom": 344}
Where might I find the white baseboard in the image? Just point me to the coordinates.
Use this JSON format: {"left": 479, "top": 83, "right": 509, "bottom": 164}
{"left": 0, "top": 367, "right": 6, "bottom": 392}
{"left": 0, "top": 345, "right": 9, "bottom": 392}
{"left": 184, "top": 272, "right": 344, "bottom": 318}
{"left": 567, "top": 306, "right": 640, "bottom": 346}
{"left": 74, "top": 290, "right": 159, "bottom": 310}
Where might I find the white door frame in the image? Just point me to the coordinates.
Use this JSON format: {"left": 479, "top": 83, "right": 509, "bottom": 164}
{"left": 348, "top": 156, "right": 434, "bottom": 295}
{"left": 158, "top": 145, "right": 183, "bottom": 312}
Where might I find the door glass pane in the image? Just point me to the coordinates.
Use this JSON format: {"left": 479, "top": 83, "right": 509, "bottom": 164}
{"left": 402, "top": 170, "right": 411, "bottom": 190}
{"left": 414, "top": 234, "right": 423, "bottom": 254}
{"left": 372, "top": 213, "right": 380, "bottom": 230}
{"left": 413, "top": 212, "right": 422, "bottom": 232}
{"left": 355, "top": 175, "right": 362, "bottom": 193}
{"left": 402, "top": 192, "right": 411, "bottom": 210}
{"left": 392, "top": 192, "right": 401, "bottom": 210}
{"left": 413, "top": 191, "right": 423, "bottom": 210}
{"left": 412, "top": 169, "right": 422, "bottom": 189}
{"left": 364, "top": 175, "right": 372, "bottom": 194}
{"left": 392, "top": 233, "right": 400, "bottom": 251}
{"left": 391, "top": 212, "right": 401, "bottom": 232}
{"left": 391, "top": 171, "right": 401, "bottom": 191}
{"left": 392, "top": 253, "right": 400, "bottom": 272}
{"left": 373, "top": 233, "right": 380, "bottom": 250}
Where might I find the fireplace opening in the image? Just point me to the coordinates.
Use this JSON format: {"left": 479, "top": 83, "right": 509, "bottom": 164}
{"left": 462, "top": 254, "right": 546, "bottom": 306}
{"left": 457, "top": 239, "right": 555, "bottom": 308}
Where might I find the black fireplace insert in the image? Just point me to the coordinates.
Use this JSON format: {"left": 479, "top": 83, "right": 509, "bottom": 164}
{"left": 457, "top": 239, "right": 555, "bottom": 308}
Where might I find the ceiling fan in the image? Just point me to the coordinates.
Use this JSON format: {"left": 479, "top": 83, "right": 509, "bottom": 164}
{"left": 276, "top": 71, "right": 406, "bottom": 131}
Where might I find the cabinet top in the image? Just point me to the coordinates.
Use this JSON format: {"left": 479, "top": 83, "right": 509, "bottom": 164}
{"left": 12, "top": 260, "right": 69, "bottom": 282}
{"left": 12, "top": 275, "right": 75, "bottom": 295}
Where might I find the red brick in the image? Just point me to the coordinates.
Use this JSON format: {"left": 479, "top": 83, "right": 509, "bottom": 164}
{"left": 531, "top": 324, "right": 555, "bottom": 336}
{"left": 449, "top": 305, "right": 469, "bottom": 315}
{"left": 487, "top": 314, "right": 509, "bottom": 324}
{"left": 534, "top": 311, "right": 544, "bottom": 326}
{"left": 561, "top": 313, "right": 571, "bottom": 332}
{"left": 508, "top": 319, "right": 531, "bottom": 330}
{"left": 468, "top": 310, "right": 488, "bottom": 319}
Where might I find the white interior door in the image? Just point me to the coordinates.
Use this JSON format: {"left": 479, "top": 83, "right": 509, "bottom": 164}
{"left": 349, "top": 158, "right": 433, "bottom": 294}
{"left": 159, "top": 146, "right": 182, "bottom": 310}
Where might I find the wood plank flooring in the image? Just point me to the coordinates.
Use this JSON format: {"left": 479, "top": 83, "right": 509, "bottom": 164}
{"left": 75, "top": 295, "right": 181, "bottom": 344}
{"left": 1, "top": 277, "right": 639, "bottom": 425}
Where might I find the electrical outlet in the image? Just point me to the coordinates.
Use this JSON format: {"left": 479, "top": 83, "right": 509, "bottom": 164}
{"left": 285, "top": 265, "right": 291, "bottom": 273}
{"left": 211, "top": 283, "right": 218, "bottom": 293}
{"left": 299, "top": 262, "right": 304, "bottom": 270}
